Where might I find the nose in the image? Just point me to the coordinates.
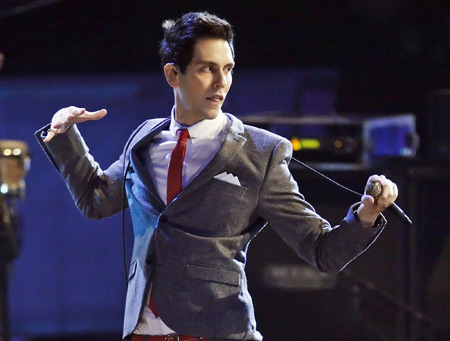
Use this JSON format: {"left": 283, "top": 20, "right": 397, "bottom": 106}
{"left": 214, "top": 71, "right": 227, "bottom": 89}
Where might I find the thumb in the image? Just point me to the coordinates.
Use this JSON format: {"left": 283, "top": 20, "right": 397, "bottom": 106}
{"left": 361, "top": 194, "right": 375, "bottom": 206}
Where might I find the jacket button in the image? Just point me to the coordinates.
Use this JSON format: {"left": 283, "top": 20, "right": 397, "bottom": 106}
{"left": 159, "top": 215, "right": 168, "bottom": 223}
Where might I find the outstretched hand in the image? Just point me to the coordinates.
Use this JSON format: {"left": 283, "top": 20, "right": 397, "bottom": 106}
{"left": 44, "top": 106, "right": 107, "bottom": 143}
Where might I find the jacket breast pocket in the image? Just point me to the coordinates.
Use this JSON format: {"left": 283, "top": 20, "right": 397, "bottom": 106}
{"left": 211, "top": 178, "right": 247, "bottom": 197}
{"left": 175, "top": 178, "right": 253, "bottom": 236}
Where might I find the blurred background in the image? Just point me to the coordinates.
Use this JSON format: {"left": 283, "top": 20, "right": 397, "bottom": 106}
{"left": 1, "top": 1, "right": 450, "bottom": 340}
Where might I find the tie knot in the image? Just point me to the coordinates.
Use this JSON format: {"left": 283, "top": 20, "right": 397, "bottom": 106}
{"left": 177, "top": 128, "right": 189, "bottom": 142}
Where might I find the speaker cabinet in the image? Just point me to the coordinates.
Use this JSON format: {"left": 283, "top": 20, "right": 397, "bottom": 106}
{"left": 402, "top": 164, "right": 450, "bottom": 340}
{"left": 427, "top": 89, "right": 450, "bottom": 164}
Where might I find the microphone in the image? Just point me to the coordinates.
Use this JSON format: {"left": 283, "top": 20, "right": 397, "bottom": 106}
{"left": 365, "top": 181, "right": 412, "bottom": 225}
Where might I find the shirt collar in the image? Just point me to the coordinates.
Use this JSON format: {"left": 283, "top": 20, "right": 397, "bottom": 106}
{"left": 169, "top": 107, "right": 228, "bottom": 144}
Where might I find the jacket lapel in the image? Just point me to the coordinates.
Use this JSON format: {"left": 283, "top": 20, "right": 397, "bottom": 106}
{"left": 177, "top": 114, "right": 247, "bottom": 199}
{"left": 129, "top": 118, "right": 170, "bottom": 211}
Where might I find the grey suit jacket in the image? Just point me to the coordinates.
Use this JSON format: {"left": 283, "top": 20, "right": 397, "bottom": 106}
{"left": 36, "top": 113, "right": 385, "bottom": 340}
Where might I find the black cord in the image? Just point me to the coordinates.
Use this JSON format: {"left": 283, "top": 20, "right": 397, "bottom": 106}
{"left": 291, "top": 157, "right": 363, "bottom": 198}
{"left": 121, "top": 161, "right": 130, "bottom": 287}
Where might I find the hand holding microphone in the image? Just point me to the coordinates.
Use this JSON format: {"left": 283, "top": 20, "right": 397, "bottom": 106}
{"left": 364, "top": 176, "right": 412, "bottom": 225}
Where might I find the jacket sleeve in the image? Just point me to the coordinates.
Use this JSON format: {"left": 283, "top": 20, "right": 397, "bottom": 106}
{"left": 35, "top": 124, "right": 126, "bottom": 219}
{"left": 257, "top": 137, "right": 386, "bottom": 273}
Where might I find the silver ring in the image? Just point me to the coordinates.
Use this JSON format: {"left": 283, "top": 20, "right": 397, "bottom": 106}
{"left": 47, "top": 128, "right": 58, "bottom": 135}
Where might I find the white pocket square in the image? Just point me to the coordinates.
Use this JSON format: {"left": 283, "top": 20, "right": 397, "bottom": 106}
{"left": 214, "top": 172, "right": 241, "bottom": 186}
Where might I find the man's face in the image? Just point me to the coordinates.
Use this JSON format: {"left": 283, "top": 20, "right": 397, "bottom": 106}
{"left": 172, "top": 38, "right": 235, "bottom": 126}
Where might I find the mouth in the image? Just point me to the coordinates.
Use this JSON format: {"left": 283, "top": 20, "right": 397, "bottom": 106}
{"left": 206, "top": 95, "right": 224, "bottom": 102}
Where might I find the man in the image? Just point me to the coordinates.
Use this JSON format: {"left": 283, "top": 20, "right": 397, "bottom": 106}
{"left": 36, "top": 12, "right": 398, "bottom": 341}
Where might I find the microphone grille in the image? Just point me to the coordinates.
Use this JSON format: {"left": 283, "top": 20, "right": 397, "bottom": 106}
{"left": 365, "top": 181, "right": 382, "bottom": 200}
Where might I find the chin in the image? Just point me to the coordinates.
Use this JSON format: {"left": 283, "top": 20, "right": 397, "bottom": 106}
{"left": 201, "top": 109, "right": 221, "bottom": 120}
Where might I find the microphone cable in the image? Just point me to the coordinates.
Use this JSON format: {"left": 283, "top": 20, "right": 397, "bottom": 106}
{"left": 290, "top": 157, "right": 363, "bottom": 198}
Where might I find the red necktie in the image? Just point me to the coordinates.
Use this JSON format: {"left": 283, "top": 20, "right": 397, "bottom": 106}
{"left": 167, "top": 128, "right": 189, "bottom": 203}
{"left": 149, "top": 129, "right": 189, "bottom": 317}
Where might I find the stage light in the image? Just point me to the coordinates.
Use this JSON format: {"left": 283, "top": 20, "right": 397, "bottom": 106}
{"left": 291, "top": 137, "right": 320, "bottom": 151}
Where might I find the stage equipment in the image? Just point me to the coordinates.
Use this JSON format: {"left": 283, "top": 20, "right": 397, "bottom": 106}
{"left": 0, "top": 140, "right": 30, "bottom": 341}
{"left": 427, "top": 88, "right": 450, "bottom": 164}
{"left": 0, "top": 140, "right": 30, "bottom": 198}
{"left": 241, "top": 113, "right": 418, "bottom": 170}
{"left": 397, "top": 162, "right": 450, "bottom": 340}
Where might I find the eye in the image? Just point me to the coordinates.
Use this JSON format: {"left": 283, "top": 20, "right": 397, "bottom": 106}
{"left": 202, "top": 65, "right": 213, "bottom": 72}
{"left": 225, "top": 66, "right": 234, "bottom": 74}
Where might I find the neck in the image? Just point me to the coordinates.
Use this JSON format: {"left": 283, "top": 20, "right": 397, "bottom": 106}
{"left": 174, "top": 108, "right": 220, "bottom": 126}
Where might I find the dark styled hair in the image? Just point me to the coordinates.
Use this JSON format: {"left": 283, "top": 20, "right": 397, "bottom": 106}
{"left": 159, "top": 12, "right": 235, "bottom": 73}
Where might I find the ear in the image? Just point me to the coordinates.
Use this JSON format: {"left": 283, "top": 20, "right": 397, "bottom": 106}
{"left": 164, "top": 63, "right": 179, "bottom": 88}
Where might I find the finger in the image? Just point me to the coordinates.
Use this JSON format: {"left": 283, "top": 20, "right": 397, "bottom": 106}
{"left": 43, "top": 130, "right": 56, "bottom": 143}
{"left": 378, "top": 180, "right": 398, "bottom": 209}
{"left": 58, "top": 107, "right": 85, "bottom": 122}
{"left": 65, "top": 107, "right": 87, "bottom": 122}
{"left": 83, "top": 108, "right": 107, "bottom": 120}
{"left": 43, "top": 125, "right": 61, "bottom": 142}
{"left": 367, "top": 174, "right": 382, "bottom": 184}
{"left": 393, "top": 182, "right": 398, "bottom": 199}
{"left": 372, "top": 175, "right": 386, "bottom": 190}
{"left": 70, "top": 106, "right": 86, "bottom": 117}
{"left": 383, "top": 178, "right": 395, "bottom": 198}
{"left": 71, "top": 109, "right": 107, "bottom": 123}
{"left": 385, "top": 182, "right": 398, "bottom": 205}
{"left": 379, "top": 183, "right": 391, "bottom": 202}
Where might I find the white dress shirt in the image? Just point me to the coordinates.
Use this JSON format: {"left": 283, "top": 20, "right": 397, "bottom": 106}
{"left": 133, "top": 108, "right": 229, "bottom": 335}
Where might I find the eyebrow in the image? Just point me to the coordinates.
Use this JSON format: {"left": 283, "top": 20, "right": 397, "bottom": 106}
{"left": 193, "top": 60, "right": 235, "bottom": 67}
